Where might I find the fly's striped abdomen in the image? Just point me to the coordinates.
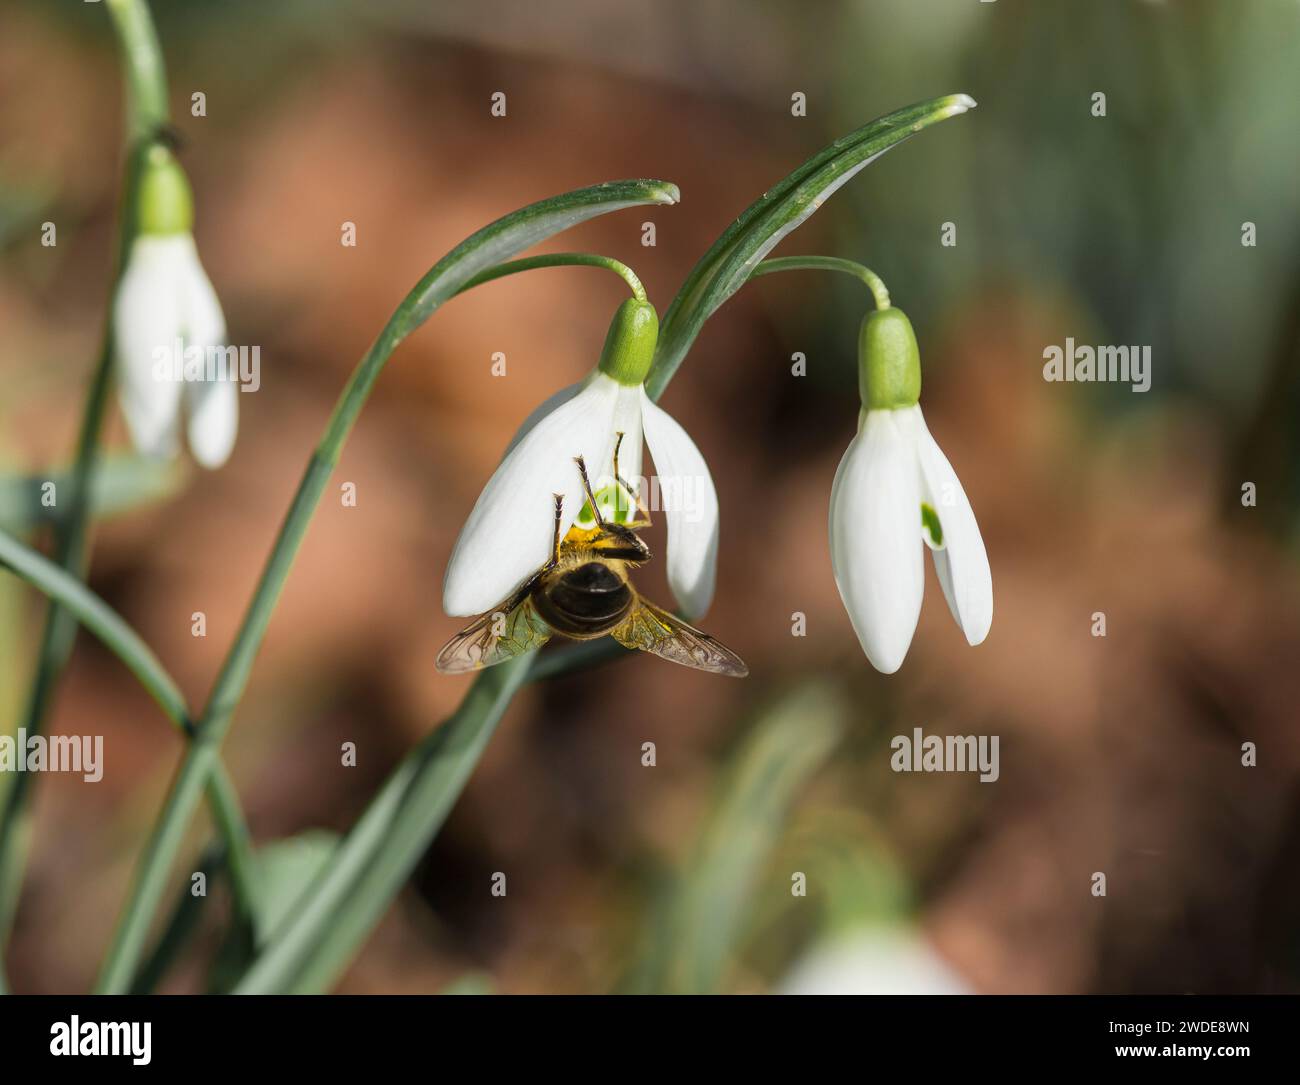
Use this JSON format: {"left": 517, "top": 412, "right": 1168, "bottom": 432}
{"left": 533, "top": 561, "right": 632, "bottom": 638}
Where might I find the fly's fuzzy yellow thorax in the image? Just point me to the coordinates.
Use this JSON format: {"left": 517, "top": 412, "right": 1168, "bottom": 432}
{"left": 561, "top": 523, "right": 606, "bottom": 548}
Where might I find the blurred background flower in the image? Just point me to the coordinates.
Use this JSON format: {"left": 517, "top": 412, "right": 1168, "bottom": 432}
{"left": 1, "top": 0, "right": 1299, "bottom": 994}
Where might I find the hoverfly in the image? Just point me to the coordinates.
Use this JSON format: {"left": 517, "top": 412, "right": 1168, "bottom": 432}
{"left": 436, "top": 438, "right": 747, "bottom": 677}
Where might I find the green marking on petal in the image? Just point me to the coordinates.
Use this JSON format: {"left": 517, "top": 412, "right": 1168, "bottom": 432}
{"left": 576, "top": 483, "right": 632, "bottom": 529}
{"left": 921, "top": 502, "right": 944, "bottom": 549}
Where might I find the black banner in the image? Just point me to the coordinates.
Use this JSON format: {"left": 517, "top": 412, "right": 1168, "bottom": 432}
{"left": 0, "top": 995, "right": 1288, "bottom": 1071}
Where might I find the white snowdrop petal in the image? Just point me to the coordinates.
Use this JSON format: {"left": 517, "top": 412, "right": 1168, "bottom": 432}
{"left": 503, "top": 378, "right": 585, "bottom": 457}
{"left": 178, "top": 235, "right": 227, "bottom": 350}
{"left": 829, "top": 408, "right": 924, "bottom": 673}
{"left": 780, "top": 927, "right": 972, "bottom": 995}
{"left": 174, "top": 236, "right": 235, "bottom": 468}
{"left": 639, "top": 389, "right": 719, "bottom": 620}
{"left": 184, "top": 374, "right": 239, "bottom": 469}
{"left": 442, "top": 373, "right": 621, "bottom": 616}
{"left": 908, "top": 409, "right": 992, "bottom": 646}
{"left": 113, "top": 236, "right": 187, "bottom": 458}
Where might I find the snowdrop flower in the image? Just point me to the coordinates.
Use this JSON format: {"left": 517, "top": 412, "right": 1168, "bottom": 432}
{"left": 829, "top": 306, "right": 992, "bottom": 673}
{"left": 113, "top": 145, "right": 235, "bottom": 468}
{"left": 780, "top": 926, "right": 972, "bottom": 995}
{"left": 443, "top": 297, "right": 719, "bottom": 620}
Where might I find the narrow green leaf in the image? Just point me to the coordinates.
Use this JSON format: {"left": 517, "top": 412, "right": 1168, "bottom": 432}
{"left": 398, "top": 180, "right": 679, "bottom": 335}
{"left": 129, "top": 843, "right": 226, "bottom": 995}
{"left": 0, "top": 455, "right": 185, "bottom": 534}
{"left": 206, "top": 831, "right": 340, "bottom": 993}
{"left": 647, "top": 94, "right": 975, "bottom": 399}
{"left": 0, "top": 528, "right": 187, "bottom": 727}
{"left": 232, "top": 657, "right": 533, "bottom": 994}
{"left": 622, "top": 684, "right": 845, "bottom": 994}
{"left": 254, "top": 832, "right": 342, "bottom": 942}
{"left": 0, "top": 528, "right": 261, "bottom": 986}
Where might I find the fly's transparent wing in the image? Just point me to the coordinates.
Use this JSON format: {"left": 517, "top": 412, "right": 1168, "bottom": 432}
{"left": 436, "top": 590, "right": 552, "bottom": 674}
{"left": 611, "top": 594, "right": 747, "bottom": 677}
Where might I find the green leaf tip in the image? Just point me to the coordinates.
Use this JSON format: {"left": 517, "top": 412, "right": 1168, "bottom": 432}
{"left": 647, "top": 93, "right": 977, "bottom": 400}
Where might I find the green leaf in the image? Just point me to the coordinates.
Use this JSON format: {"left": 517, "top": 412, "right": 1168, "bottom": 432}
{"left": 0, "top": 527, "right": 187, "bottom": 727}
{"left": 0, "top": 528, "right": 261, "bottom": 981}
{"left": 647, "top": 94, "right": 975, "bottom": 400}
{"left": 0, "top": 455, "right": 186, "bottom": 534}
{"left": 205, "top": 831, "right": 340, "bottom": 993}
{"left": 129, "top": 843, "right": 226, "bottom": 994}
{"left": 622, "top": 684, "right": 845, "bottom": 994}
{"left": 254, "top": 831, "right": 341, "bottom": 941}
{"left": 399, "top": 180, "right": 680, "bottom": 335}
{"left": 233, "top": 657, "right": 533, "bottom": 993}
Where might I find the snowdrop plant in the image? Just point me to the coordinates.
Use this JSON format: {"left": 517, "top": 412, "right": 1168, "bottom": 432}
{"left": 113, "top": 145, "right": 235, "bottom": 468}
{"left": 0, "top": 0, "right": 977, "bottom": 997}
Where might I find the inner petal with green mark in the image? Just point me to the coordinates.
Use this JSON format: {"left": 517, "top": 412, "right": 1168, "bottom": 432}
{"left": 575, "top": 482, "right": 634, "bottom": 528}
{"left": 920, "top": 502, "right": 945, "bottom": 549}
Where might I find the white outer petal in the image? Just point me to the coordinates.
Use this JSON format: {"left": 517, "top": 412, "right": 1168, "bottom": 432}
{"left": 780, "top": 927, "right": 972, "bottom": 995}
{"left": 442, "top": 373, "right": 621, "bottom": 616}
{"left": 178, "top": 241, "right": 235, "bottom": 468}
{"left": 178, "top": 236, "right": 227, "bottom": 348}
{"left": 829, "top": 407, "right": 924, "bottom": 673}
{"left": 185, "top": 376, "right": 239, "bottom": 469}
{"left": 639, "top": 388, "right": 718, "bottom": 620}
{"left": 906, "top": 408, "right": 993, "bottom": 646}
{"left": 113, "top": 235, "right": 189, "bottom": 458}
{"left": 503, "top": 378, "right": 585, "bottom": 456}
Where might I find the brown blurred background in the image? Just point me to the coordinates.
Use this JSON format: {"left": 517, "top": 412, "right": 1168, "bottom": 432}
{"left": 2, "top": 0, "right": 1299, "bottom": 994}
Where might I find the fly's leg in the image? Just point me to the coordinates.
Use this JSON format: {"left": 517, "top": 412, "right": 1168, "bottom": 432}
{"left": 574, "top": 455, "right": 609, "bottom": 530}
{"left": 547, "top": 493, "right": 564, "bottom": 568}
{"left": 612, "top": 432, "right": 653, "bottom": 529}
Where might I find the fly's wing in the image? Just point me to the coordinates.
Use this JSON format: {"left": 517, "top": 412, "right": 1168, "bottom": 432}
{"left": 611, "top": 594, "right": 748, "bottom": 677}
{"left": 435, "top": 588, "right": 552, "bottom": 674}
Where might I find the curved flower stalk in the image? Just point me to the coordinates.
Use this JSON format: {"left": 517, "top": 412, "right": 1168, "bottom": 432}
{"left": 113, "top": 145, "right": 234, "bottom": 468}
{"left": 443, "top": 296, "right": 720, "bottom": 620}
{"left": 829, "top": 304, "right": 992, "bottom": 672}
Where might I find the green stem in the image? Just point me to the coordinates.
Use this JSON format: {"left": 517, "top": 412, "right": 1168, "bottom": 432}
{"left": 457, "top": 252, "right": 646, "bottom": 302}
{"left": 234, "top": 656, "right": 532, "bottom": 993}
{"left": 106, "top": 0, "right": 170, "bottom": 141}
{"left": 92, "top": 183, "right": 677, "bottom": 993}
{"left": 0, "top": 528, "right": 258, "bottom": 959}
{"left": 0, "top": 0, "right": 169, "bottom": 987}
{"left": 750, "top": 255, "right": 891, "bottom": 311}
